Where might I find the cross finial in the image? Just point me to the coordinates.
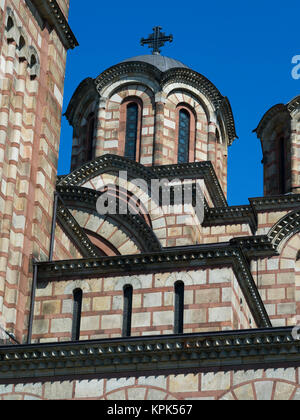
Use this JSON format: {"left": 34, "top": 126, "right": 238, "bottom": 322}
{"left": 141, "top": 26, "right": 173, "bottom": 55}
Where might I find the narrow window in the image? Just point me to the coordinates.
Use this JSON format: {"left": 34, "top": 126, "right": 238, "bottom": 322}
{"left": 86, "top": 113, "right": 95, "bottom": 162}
{"left": 279, "top": 137, "right": 286, "bottom": 194}
{"left": 72, "top": 288, "right": 83, "bottom": 341}
{"left": 122, "top": 285, "right": 133, "bottom": 337}
{"left": 125, "top": 103, "right": 138, "bottom": 160}
{"left": 6, "top": 16, "right": 14, "bottom": 32}
{"left": 174, "top": 281, "right": 184, "bottom": 334}
{"left": 178, "top": 110, "right": 191, "bottom": 163}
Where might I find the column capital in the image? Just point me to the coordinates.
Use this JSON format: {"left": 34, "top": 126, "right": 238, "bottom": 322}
{"left": 155, "top": 92, "right": 167, "bottom": 104}
{"left": 99, "top": 97, "right": 108, "bottom": 109}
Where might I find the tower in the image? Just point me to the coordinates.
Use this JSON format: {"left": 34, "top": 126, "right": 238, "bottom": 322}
{"left": 0, "top": 0, "right": 77, "bottom": 343}
{"left": 65, "top": 27, "right": 237, "bottom": 199}
{"left": 255, "top": 96, "right": 300, "bottom": 196}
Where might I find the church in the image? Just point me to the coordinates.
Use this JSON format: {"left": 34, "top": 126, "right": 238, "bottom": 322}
{"left": 0, "top": 0, "right": 300, "bottom": 401}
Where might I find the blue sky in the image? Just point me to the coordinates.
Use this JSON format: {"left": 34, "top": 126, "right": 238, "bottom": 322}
{"left": 58, "top": 0, "right": 300, "bottom": 206}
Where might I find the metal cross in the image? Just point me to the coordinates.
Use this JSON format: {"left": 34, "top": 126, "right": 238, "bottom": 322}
{"left": 141, "top": 27, "right": 173, "bottom": 55}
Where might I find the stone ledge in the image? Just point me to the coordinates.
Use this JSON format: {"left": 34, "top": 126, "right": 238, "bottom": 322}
{"left": 0, "top": 327, "right": 298, "bottom": 382}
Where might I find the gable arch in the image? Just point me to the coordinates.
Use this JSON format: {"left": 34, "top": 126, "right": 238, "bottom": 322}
{"left": 166, "top": 86, "right": 213, "bottom": 123}
{"left": 108, "top": 82, "right": 155, "bottom": 105}
{"left": 65, "top": 78, "right": 98, "bottom": 127}
{"left": 268, "top": 209, "right": 300, "bottom": 252}
{"left": 95, "top": 61, "right": 162, "bottom": 98}
{"left": 100, "top": 74, "right": 160, "bottom": 100}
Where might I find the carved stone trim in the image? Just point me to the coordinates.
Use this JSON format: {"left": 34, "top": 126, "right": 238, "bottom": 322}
{"left": 230, "top": 235, "right": 277, "bottom": 258}
{"left": 64, "top": 78, "right": 97, "bottom": 125}
{"left": 95, "top": 62, "right": 162, "bottom": 94}
{"left": 57, "top": 154, "right": 227, "bottom": 208}
{"left": 56, "top": 204, "right": 102, "bottom": 258}
{"left": 56, "top": 185, "right": 162, "bottom": 253}
{"left": 161, "top": 69, "right": 237, "bottom": 145}
{"left": 29, "top": 0, "right": 78, "bottom": 50}
{"left": 0, "top": 327, "right": 298, "bottom": 381}
{"left": 204, "top": 205, "right": 257, "bottom": 234}
{"left": 230, "top": 208, "right": 300, "bottom": 257}
{"left": 268, "top": 208, "right": 300, "bottom": 248}
{"left": 250, "top": 194, "right": 300, "bottom": 211}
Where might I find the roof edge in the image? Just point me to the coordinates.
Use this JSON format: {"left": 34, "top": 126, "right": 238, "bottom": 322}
{"left": 28, "top": 0, "right": 79, "bottom": 50}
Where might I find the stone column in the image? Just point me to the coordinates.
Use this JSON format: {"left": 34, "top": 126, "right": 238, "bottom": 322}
{"left": 290, "top": 117, "right": 300, "bottom": 194}
{"left": 94, "top": 97, "right": 108, "bottom": 159}
{"left": 153, "top": 92, "right": 167, "bottom": 166}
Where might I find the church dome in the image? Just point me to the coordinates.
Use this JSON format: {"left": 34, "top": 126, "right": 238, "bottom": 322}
{"left": 121, "top": 54, "right": 189, "bottom": 72}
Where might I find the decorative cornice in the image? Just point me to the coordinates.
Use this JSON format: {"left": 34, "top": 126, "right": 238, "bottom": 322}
{"left": 56, "top": 204, "right": 103, "bottom": 258}
{"left": 64, "top": 78, "right": 98, "bottom": 125}
{"left": 254, "top": 104, "right": 288, "bottom": 138}
{"left": 287, "top": 95, "right": 300, "bottom": 114}
{"left": 29, "top": 0, "right": 78, "bottom": 50}
{"left": 0, "top": 327, "right": 298, "bottom": 381}
{"left": 161, "top": 69, "right": 238, "bottom": 145}
{"left": 35, "top": 243, "right": 271, "bottom": 328}
{"left": 204, "top": 205, "right": 257, "bottom": 234}
{"left": 268, "top": 208, "right": 300, "bottom": 248}
{"left": 56, "top": 185, "right": 162, "bottom": 253}
{"left": 92, "top": 63, "right": 237, "bottom": 146}
{"left": 152, "top": 161, "right": 227, "bottom": 208}
{"left": 94, "top": 62, "right": 162, "bottom": 94}
{"left": 249, "top": 194, "right": 300, "bottom": 211}
{"left": 161, "top": 68, "right": 223, "bottom": 108}
{"left": 57, "top": 154, "right": 228, "bottom": 209}
{"left": 230, "top": 208, "right": 300, "bottom": 258}
{"left": 230, "top": 236, "right": 277, "bottom": 259}
{"left": 58, "top": 154, "right": 155, "bottom": 187}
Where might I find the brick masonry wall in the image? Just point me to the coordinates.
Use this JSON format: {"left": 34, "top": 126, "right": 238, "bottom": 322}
{"left": 253, "top": 233, "right": 300, "bottom": 327}
{"left": 0, "top": 0, "right": 70, "bottom": 343}
{"left": 32, "top": 267, "right": 254, "bottom": 343}
{"left": 1, "top": 368, "right": 300, "bottom": 400}
{"left": 203, "top": 223, "right": 252, "bottom": 244}
{"left": 251, "top": 210, "right": 300, "bottom": 326}
{"left": 53, "top": 224, "right": 84, "bottom": 261}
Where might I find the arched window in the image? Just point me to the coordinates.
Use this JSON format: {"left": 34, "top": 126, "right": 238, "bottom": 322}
{"left": 178, "top": 109, "right": 191, "bottom": 163}
{"left": 85, "top": 113, "right": 95, "bottom": 162}
{"left": 6, "top": 16, "right": 15, "bottom": 43}
{"left": 174, "top": 281, "right": 185, "bottom": 334}
{"left": 72, "top": 288, "right": 83, "bottom": 341}
{"left": 18, "top": 36, "right": 25, "bottom": 53}
{"left": 6, "top": 16, "right": 14, "bottom": 32}
{"left": 125, "top": 103, "right": 139, "bottom": 160}
{"left": 28, "top": 47, "right": 40, "bottom": 79}
{"left": 122, "top": 284, "right": 133, "bottom": 337}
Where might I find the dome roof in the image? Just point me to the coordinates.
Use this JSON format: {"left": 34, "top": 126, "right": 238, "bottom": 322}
{"left": 121, "top": 54, "right": 189, "bottom": 72}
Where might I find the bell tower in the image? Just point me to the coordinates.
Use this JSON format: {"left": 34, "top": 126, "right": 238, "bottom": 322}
{"left": 0, "top": 0, "right": 78, "bottom": 343}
